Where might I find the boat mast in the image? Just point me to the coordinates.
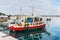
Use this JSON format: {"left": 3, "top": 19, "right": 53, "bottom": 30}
{"left": 32, "top": 7, "right": 35, "bottom": 25}
{"left": 20, "top": 7, "right": 22, "bottom": 15}
{"left": 32, "top": 7, "right": 34, "bottom": 16}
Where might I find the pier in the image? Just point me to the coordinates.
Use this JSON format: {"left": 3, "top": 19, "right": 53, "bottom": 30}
{"left": 0, "top": 32, "right": 17, "bottom": 40}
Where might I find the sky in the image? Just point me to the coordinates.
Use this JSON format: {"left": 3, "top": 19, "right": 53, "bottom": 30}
{"left": 0, "top": 0, "right": 60, "bottom": 15}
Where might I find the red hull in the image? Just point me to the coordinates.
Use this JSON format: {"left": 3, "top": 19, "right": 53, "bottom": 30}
{"left": 9, "top": 24, "right": 45, "bottom": 31}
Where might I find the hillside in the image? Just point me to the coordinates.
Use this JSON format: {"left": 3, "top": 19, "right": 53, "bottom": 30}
{"left": 0, "top": 12, "right": 5, "bottom": 15}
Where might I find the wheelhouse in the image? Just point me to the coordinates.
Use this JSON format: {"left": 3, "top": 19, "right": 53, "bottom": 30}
{"left": 9, "top": 16, "right": 44, "bottom": 27}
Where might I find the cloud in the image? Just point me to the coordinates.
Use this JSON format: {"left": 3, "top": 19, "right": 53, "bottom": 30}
{"left": 20, "top": 0, "right": 59, "bottom": 15}
{"left": 0, "top": 0, "right": 59, "bottom": 15}
{"left": 33, "top": 0, "right": 58, "bottom": 15}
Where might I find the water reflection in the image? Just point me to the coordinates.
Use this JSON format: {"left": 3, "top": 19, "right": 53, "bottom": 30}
{"left": 1, "top": 17, "right": 60, "bottom": 40}
{"left": 9, "top": 28, "right": 50, "bottom": 40}
{"left": 9, "top": 17, "right": 60, "bottom": 40}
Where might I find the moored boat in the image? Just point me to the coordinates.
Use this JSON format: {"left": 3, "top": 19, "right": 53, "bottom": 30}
{"left": 9, "top": 16, "right": 46, "bottom": 32}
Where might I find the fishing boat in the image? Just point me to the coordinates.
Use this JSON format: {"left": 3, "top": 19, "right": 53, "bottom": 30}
{"left": 8, "top": 7, "right": 46, "bottom": 32}
{"left": 0, "top": 15, "right": 8, "bottom": 22}
{"left": 9, "top": 15, "right": 46, "bottom": 32}
{"left": 0, "top": 15, "right": 8, "bottom": 27}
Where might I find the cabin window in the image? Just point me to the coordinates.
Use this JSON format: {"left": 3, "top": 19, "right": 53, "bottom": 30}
{"left": 22, "top": 20, "right": 24, "bottom": 22}
{"left": 40, "top": 18, "right": 43, "bottom": 21}
{"left": 0, "top": 17, "right": 7, "bottom": 22}
{"left": 34, "top": 17, "right": 39, "bottom": 22}
{"left": 27, "top": 18, "right": 33, "bottom": 23}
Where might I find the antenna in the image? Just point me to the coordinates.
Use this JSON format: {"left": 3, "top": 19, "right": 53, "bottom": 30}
{"left": 20, "top": 7, "right": 25, "bottom": 16}
{"left": 20, "top": 7, "right": 22, "bottom": 15}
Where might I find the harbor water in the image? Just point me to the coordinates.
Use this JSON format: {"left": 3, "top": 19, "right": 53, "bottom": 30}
{"left": 1, "top": 17, "right": 60, "bottom": 40}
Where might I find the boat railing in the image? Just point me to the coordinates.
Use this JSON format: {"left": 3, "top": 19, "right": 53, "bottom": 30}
{"left": 32, "top": 22, "right": 44, "bottom": 25}
{"left": 24, "top": 21, "right": 44, "bottom": 27}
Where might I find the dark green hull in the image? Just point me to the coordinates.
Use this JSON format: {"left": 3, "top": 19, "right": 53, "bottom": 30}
{"left": 10, "top": 28, "right": 46, "bottom": 38}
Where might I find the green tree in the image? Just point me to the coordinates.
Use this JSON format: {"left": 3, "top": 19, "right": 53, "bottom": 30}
{"left": 0, "top": 12, "right": 5, "bottom": 15}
